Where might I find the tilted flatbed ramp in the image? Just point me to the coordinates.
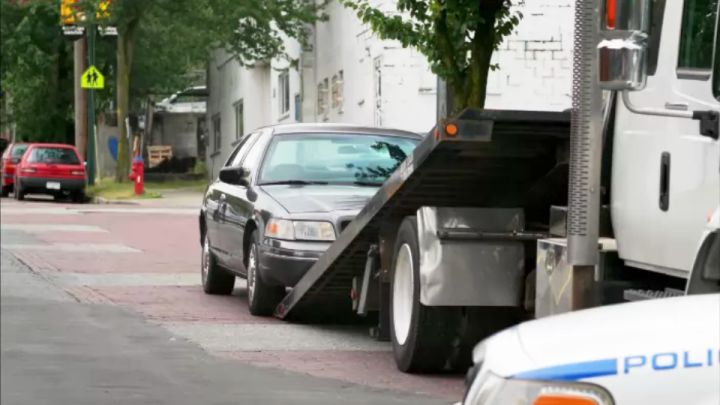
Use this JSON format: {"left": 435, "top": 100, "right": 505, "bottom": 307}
{"left": 275, "top": 109, "right": 571, "bottom": 319}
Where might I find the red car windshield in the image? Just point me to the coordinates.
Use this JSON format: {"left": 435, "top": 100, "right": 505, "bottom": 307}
{"left": 27, "top": 147, "right": 80, "bottom": 165}
{"left": 11, "top": 145, "right": 28, "bottom": 158}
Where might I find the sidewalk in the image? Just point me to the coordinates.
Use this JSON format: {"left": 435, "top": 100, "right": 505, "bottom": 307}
{"left": 95, "top": 188, "right": 204, "bottom": 209}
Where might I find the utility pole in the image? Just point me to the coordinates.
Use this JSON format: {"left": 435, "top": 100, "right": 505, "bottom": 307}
{"left": 86, "top": 25, "right": 97, "bottom": 186}
{"left": 73, "top": 38, "right": 87, "bottom": 159}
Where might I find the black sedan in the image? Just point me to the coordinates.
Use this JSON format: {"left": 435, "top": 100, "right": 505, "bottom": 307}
{"left": 199, "top": 123, "right": 421, "bottom": 316}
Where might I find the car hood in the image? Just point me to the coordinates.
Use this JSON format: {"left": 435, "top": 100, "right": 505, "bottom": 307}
{"left": 261, "top": 184, "right": 378, "bottom": 214}
{"left": 478, "top": 294, "right": 720, "bottom": 379}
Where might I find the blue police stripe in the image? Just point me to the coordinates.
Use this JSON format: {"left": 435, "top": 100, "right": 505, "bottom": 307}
{"left": 513, "top": 359, "right": 618, "bottom": 381}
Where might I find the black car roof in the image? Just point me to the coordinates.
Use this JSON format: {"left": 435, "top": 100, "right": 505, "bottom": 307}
{"left": 265, "top": 123, "right": 424, "bottom": 139}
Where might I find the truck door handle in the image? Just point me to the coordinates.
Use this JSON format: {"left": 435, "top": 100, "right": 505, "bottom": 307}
{"left": 664, "top": 102, "right": 689, "bottom": 111}
{"left": 659, "top": 152, "right": 670, "bottom": 212}
{"left": 219, "top": 193, "right": 226, "bottom": 202}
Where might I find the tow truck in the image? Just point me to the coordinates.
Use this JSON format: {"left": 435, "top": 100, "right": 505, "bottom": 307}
{"left": 274, "top": 0, "right": 720, "bottom": 375}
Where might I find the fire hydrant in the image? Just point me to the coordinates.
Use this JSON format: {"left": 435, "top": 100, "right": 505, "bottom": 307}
{"left": 128, "top": 156, "right": 144, "bottom": 196}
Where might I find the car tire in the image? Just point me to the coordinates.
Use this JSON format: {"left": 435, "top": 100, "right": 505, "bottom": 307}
{"left": 390, "top": 216, "right": 461, "bottom": 373}
{"left": 14, "top": 181, "right": 24, "bottom": 201}
{"left": 0, "top": 185, "right": 9, "bottom": 198}
{"left": 201, "top": 234, "right": 235, "bottom": 295}
{"left": 247, "top": 230, "right": 285, "bottom": 316}
{"left": 72, "top": 191, "right": 86, "bottom": 203}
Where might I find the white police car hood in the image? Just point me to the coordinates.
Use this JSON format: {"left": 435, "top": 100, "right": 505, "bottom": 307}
{"left": 479, "top": 294, "right": 720, "bottom": 402}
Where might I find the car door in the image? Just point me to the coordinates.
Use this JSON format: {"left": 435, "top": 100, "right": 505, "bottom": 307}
{"left": 206, "top": 134, "right": 255, "bottom": 265}
{"left": 214, "top": 131, "right": 261, "bottom": 269}
{"left": 612, "top": 0, "right": 719, "bottom": 276}
{"left": 222, "top": 130, "right": 271, "bottom": 273}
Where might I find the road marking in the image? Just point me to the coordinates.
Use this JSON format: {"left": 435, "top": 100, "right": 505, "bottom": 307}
{"left": 0, "top": 208, "right": 80, "bottom": 216}
{"left": 47, "top": 272, "right": 199, "bottom": 287}
{"left": 160, "top": 322, "right": 391, "bottom": 352}
{"left": 1, "top": 224, "right": 108, "bottom": 233}
{"left": 1, "top": 243, "right": 140, "bottom": 253}
{"left": 1, "top": 207, "right": 197, "bottom": 216}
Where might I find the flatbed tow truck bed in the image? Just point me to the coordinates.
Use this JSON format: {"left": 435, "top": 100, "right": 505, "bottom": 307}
{"left": 275, "top": 109, "right": 571, "bottom": 320}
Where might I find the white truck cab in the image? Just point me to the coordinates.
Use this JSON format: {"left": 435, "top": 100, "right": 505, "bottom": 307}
{"left": 612, "top": 0, "right": 719, "bottom": 278}
{"left": 462, "top": 294, "right": 720, "bottom": 405}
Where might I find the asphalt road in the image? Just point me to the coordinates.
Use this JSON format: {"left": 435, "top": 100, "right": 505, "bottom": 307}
{"left": 0, "top": 196, "right": 459, "bottom": 404}
{"left": 0, "top": 250, "right": 440, "bottom": 405}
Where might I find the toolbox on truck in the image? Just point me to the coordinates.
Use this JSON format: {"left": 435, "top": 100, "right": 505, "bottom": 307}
{"left": 275, "top": 109, "right": 571, "bottom": 320}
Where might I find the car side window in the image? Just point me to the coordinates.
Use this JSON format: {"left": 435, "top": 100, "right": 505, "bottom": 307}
{"left": 229, "top": 132, "right": 259, "bottom": 167}
{"left": 677, "top": 0, "right": 718, "bottom": 74}
{"left": 238, "top": 131, "right": 269, "bottom": 180}
{"left": 223, "top": 132, "right": 257, "bottom": 167}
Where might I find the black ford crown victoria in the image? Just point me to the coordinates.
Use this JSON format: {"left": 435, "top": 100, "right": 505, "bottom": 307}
{"left": 199, "top": 124, "right": 421, "bottom": 316}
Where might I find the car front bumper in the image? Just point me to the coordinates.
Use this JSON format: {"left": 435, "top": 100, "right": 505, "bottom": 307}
{"left": 258, "top": 239, "right": 331, "bottom": 287}
{"left": 17, "top": 177, "right": 86, "bottom": 193}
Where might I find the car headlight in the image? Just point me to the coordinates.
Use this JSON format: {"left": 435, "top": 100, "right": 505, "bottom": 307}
{"left": 464, "top": 371, "right": 614, "bottom": 405}
{"left": 265, "top": 219, "right": 336, "bottom": 241}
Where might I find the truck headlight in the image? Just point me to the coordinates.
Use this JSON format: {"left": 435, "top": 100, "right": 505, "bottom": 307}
{"left": 265, "top": 219, "right": 336, "bottom": 241}
{"left": 464, "top": 371, "right": 614, "bottom": 405}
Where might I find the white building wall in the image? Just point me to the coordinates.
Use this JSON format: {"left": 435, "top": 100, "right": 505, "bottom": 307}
{"left": 206, "top": 0, "right": 574, "bottom": 178}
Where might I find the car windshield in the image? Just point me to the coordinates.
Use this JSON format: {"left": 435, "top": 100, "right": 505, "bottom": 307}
{"left": 28, "top": 147, "right": 80, "bottom": 164}
{"left": 12, "top": 145, "right": 28, "bottom": 158}
{"left": 259, "top": 133, "right": 419, "bottom": 186}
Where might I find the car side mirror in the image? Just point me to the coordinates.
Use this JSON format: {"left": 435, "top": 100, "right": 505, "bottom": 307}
{"left": 219, "top": 166, "right": 250, "bottom": 187}
{"left": 84, "top": 161, "right": 88, "bottom": 167}
{"left": 597, "top": 0, "right": 651, "bottom": 91}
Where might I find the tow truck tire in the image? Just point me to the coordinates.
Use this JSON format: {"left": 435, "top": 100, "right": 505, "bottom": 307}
{"left": 201, "top": 234, "right": 235, "bottom": 295}
{"left": 390, "top": 217, "right": 460, "bottom": 373}
{"left": 247, "top": 230, "right": 285, "bottom": 316}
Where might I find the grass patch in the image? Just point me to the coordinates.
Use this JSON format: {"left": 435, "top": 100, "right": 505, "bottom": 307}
{"left": 87, "top": 178, "right": 208, "bottom": 200}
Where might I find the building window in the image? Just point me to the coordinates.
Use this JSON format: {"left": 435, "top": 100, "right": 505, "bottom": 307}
{"left": 317, "top": 79, "right": 329, "bottom": 117}
{"left": 278, "top": 70, "right": 290, "bottom": 115}
{"left": 234, "top": 100, "right": 244, "bottom": 140}
{"left": 294, "top": 93, "right": 301, "bottom": 121}
{"left": 331, "top": 70, "right": 344, "bottom": 111}
{"left": 212, "top": 114, "right": 221, "bottom": 152}
{"left": 677, "top": 0, "right": 718, "bottom": 71}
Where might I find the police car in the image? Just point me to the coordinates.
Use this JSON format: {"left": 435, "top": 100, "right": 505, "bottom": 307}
{"left": 462, "top": 293, "right": 720, "bottom": 405}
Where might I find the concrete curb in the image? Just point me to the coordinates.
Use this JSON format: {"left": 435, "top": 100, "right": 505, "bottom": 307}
{"left": 91, "top": 196, "right": 140, "bottom": 206}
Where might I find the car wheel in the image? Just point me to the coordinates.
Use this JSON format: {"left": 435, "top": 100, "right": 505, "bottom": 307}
{"left": 390, "top": 216, "right": 460, "bottom": 373}
{"left": 201, "top": 234, "right": 235, "bottom": 295}
{"left": 72, "top": 191, "right": 86, "bottom": 203}
{"left": 14, "top": 181, "right": 24, "bottom": 201}
{"left": 247, "top": 230, "right": 285, "bottom": 316}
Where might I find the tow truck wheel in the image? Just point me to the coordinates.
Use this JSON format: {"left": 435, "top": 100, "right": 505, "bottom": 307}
{"left": 201, "top": 234, "right": 235, "bottom": 295}
{"left": 247, "top": 230, "right": 285, "bottom": 316}
{"left": 390, "top": 217, "right": 460, "bottom": 373}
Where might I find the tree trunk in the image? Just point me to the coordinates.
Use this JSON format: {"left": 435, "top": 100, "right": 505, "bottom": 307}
{"left": 115, "top": 26, "right": 135, "bottom": 182}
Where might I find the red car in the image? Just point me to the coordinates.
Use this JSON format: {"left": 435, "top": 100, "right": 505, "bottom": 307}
{"left": 1, "top": 143, "right": 29, "bottom": 197}
{"left": 14, "top": 143, "right": 87, "bottom": 202}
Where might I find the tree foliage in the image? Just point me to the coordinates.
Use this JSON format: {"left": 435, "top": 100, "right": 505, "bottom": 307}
{"left": 0, "top": 1, "right": 74, "bottom": 143}
{"left": 70, "top": 0, "right": 327, "bottom": 180}
{"left": 344, "top": 0, "right": 522, "bottom": 111}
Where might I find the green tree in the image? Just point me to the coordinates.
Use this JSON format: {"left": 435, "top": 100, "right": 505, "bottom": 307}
{"left": 344, "top": 0, "right": 522, "bottom": 111}
{"left": 0, "top": 1, "right": 74, "bottom": 143}
{"left": 76, "top": 0, "right": 326, "bottom": 182}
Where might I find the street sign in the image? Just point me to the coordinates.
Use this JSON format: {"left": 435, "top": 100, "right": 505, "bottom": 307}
{"left": 81, "top": 66, "right": 105, "bottom": 90}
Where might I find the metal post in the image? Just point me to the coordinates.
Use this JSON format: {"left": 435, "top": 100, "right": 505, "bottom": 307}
{"left": 86, "top": 24, "right": 97, "bottom": 185}
{"left": 73, "top": 38, "right": 87, "bottom": 159}
{"left": 567, "top": 0, "right": 603, "bottom": 266}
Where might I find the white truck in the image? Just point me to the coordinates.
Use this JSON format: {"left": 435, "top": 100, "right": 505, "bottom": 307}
{"left": 273, "top": 0, "right": 719, "bottom": 374}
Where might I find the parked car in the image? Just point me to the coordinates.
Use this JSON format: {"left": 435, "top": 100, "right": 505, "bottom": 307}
{"left": 199, "top": 123, "right": 422, "bottom": 315}
{"left": 14, "top": 143, "right": 87, "bottom": 202}
{"left": 462, "top": 293, "right": 720, "bottom": 405}
{"left": 1, "top": 143, "right": 29, "bottom": 197}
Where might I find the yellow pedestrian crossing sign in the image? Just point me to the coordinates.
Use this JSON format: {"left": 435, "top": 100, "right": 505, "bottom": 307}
{"left": 81, "top": 66, "right": 105, "bottom": 89}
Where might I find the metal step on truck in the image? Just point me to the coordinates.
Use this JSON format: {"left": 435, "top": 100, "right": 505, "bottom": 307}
{"left": 274, "top": 0, "right": 720, "bottom": 374}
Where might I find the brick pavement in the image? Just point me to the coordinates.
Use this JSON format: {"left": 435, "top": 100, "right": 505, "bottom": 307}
{"left": 0, "top": 197, "right": 463, "bottom": 402}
